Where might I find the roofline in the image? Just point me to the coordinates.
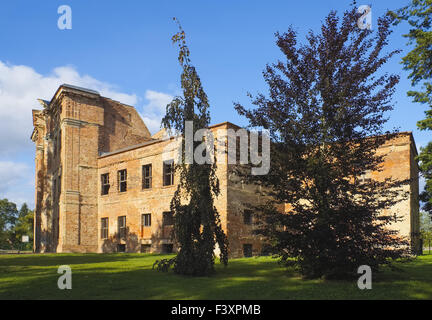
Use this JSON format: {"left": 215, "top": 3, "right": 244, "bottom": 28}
{"left": 407, "top": 131, "right": 418, "bottom": 157}
{"left": 48, "top": 84, "right": 100, "bottom": 108}
{"left": 98, "top": 139, "right": 164, "bottom": 158}
{"left": 40, "top": 84, "right": 143, "bottom": 114}
{"left": 378, "top": 131, "right": 418, "bottom": 157}
{"left": 208, "top": 121, "right": 241, "bottom": 130}
{"left": 37, "top": 86, "right": 419, "bottom": 160}
{"left": 98, "top": 128, "right": 419, "bottom": 160}
{"left": 98, "top": 122, "right": 244, "bottom": 159}
{"left": 52, "top": 84, "right": 100, "bottom": 100}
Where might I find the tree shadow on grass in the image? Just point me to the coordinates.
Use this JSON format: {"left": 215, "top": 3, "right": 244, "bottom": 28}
{"left": 0, "top": 253, "right": 136, "bottom": 267}
{"left": 1, "top": 255, "right": 431, "bottom": 300}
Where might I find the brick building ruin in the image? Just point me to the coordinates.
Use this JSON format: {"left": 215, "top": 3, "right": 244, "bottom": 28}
{"left": 31, "top": 84, "right": 421, "bottom": 257}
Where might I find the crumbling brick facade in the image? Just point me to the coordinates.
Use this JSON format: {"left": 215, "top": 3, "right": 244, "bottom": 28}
{"left": 31, "top": 84, "right": 421, "bottom": 257}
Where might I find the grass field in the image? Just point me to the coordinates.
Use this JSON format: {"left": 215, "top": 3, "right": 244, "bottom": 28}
{"left": 0, "top": 253, "right": 431, "bottom": 300}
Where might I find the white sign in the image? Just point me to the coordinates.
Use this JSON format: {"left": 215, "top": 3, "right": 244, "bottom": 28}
{"left": 22, "top": 235, "right": 29, "bottom": 243}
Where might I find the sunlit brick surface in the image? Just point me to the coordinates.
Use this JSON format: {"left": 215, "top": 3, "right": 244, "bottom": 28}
{"left": 31, "top": 85, "right": 420, "bottom": 257}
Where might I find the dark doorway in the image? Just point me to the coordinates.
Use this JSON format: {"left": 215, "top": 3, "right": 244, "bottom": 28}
{"left": 243, "top": 244, "right": 252, "bottom": 257}
{"left": 162, "top": 243, "right": 173, "bottom": 254}
{"left": 141, "top": 244, "right": 151, "bottom": 253}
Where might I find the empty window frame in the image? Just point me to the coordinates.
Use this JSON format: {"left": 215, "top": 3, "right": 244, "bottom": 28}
{"left": 118, "top": 169, "right": 127, "bottom": 192}
{"left": 142, "top": 213, "right": 151, "bottom": 227}
{"left": 53, "top": 130, "right": 61, "bottom": 157}
{"left": 163, "top": 160, "right": 174, "bottom": 186}
{"left": 57, "top": 130, "right": 61, "bottom": 155}
{"left": 101, "top": 173, "right": 110, "bottom": 195}
{"left": 53, "top": 179, "right": 57, "bottom": 199}
{"left": 243, "top": 244, "right": 253, "bottom": 257}
{"left": 162, "top": 243, "right": 173, "bottom": 254}
{"left": 118, "top": 216, "right": 126, "bottom": 239}
{"left": 142, "top": 164, "right": 152, "bottom": 189}
{"left": 243, "top": 210, "right": 253, "bottom": 225}
{"left": 53, "top": 137, "right": 57, "bottom": 157}
{"left": 162, "top": 211, "right": 174, "bottom": 226}
{"left": 141, "top": 244, "right": 151, "bottom": 253}
{"left": 58, "top": 175, "right": 61, "bottom": 196}
{"left": 101, "top": 218, "right": 109, "bottom": 239}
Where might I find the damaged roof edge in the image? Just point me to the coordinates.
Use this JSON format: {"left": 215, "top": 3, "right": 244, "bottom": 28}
{"left": 44, "top": 84, "right": 101, "bottom": 109}
{"left": 98, "top": 139, "right": 163, "bottom": 158}
{"left": 98, "top": 122, "right": 243, "bottom": 159}
{"left": 39, "top": 84, "right": 141, "bottom": 112}
{"left": 59, "top": 84, "right": 100, "bottom": 96}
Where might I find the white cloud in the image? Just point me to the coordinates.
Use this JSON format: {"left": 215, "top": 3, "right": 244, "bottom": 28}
{"left": 0, "top": 61, "right": 138, "bottom": 156}
{"left": 0, "top": 61, "right": 175, "bottom": 207}
{"left": 0, "top": 161, "right": 30, "bottom": 193}
{"left": 140, "top": 90, "right": 174, "bottom": 134}
{"left": 51, "top": 66, "right": 138, "bottom": 106}
{"left": 0, "top": 161, "right": 34, "bottom": 208}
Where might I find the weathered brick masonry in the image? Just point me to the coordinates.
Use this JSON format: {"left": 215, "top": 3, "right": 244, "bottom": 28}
{"left": 31, "top": 84, "right": 421, "bottom": 257}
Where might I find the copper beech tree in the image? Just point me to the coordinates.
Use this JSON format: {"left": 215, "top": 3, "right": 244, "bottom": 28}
{"left": 234, "top": 7, "right": 412, "bottom": 279}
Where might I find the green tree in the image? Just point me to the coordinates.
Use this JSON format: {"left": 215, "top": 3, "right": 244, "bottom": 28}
{"left": 154, "top": 19, "right": 228, "bottom": 276}
{"left": 0, "top": 199, "right": 18, "bottom": 249}
{"left": 420, "top": 211, "right": 432, "bottom": 253}
{"left": 391, "top": 0, "right": 432, "bottom": 216}
{"left": 235, "top": 7, "right": 411, "bottom": 279}
{"left": 13, "top": 203, "right": 34, "bottom": 251}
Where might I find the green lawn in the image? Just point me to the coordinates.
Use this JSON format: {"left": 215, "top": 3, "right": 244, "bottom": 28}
{"left": 0, "top": 253, "right": 431, "bottom": 299}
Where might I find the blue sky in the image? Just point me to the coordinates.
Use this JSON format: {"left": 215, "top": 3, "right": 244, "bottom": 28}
{"left": 0, "top": 0, "right": 429, "bottom": 208}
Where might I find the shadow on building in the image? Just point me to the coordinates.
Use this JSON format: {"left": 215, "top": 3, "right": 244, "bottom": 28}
{"left": 101, "top": 225, "right": 176, "bottom": 254}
